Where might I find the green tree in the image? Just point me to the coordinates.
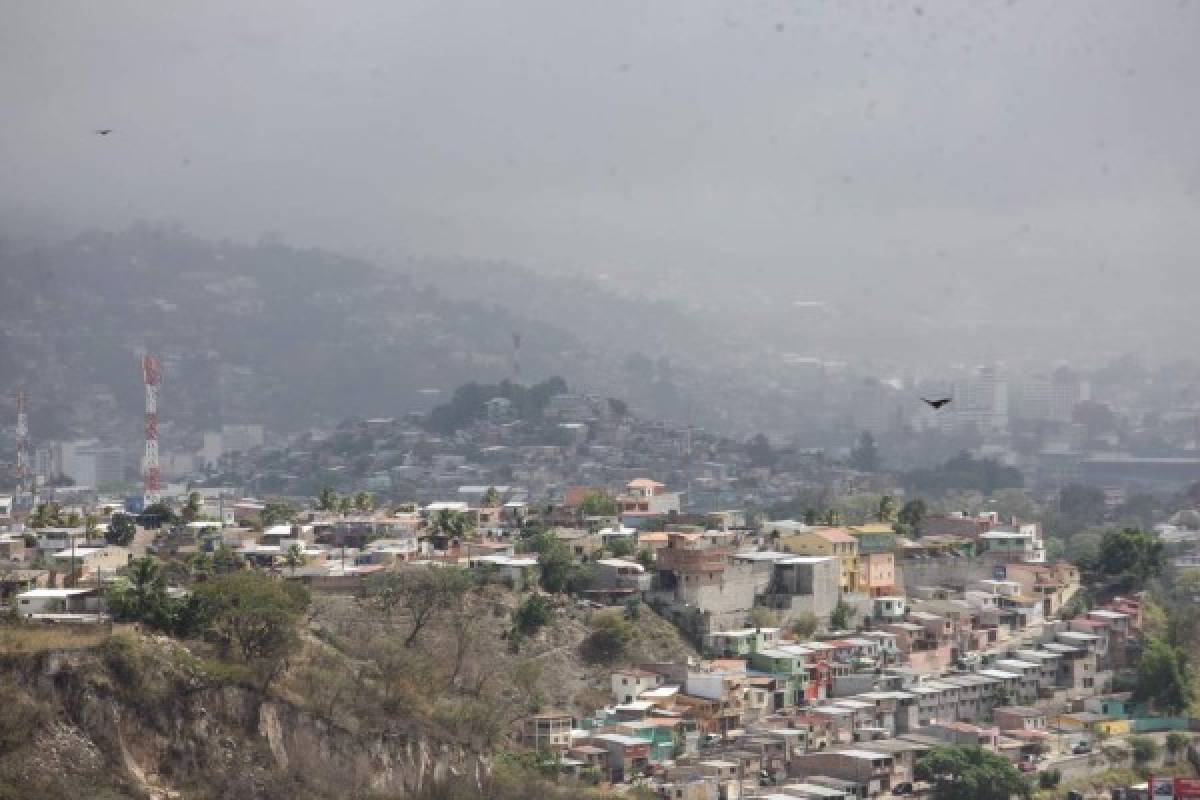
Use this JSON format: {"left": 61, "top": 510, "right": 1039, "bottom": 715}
{"left": 536, "top": 539, "right": 576, "bottom": 594}
{"left": 1133, "top": 636, "right": 1192, "bottom": 714}
{"left": 830, "top": 599, "right": 853, "bottom": 630}
{"left": 316, "top": 487, "right": 339, "bottom": 511}
{"left": 368, "top": 566, "right": 472, "bottom": 648}
{"left": 823, "top": 508, "right": 841, "bottom": 526}
{"left": 581, "top": 610, "right": 634, "bottom": 664}
{"left": 431, "top": 509, "right": 472, "bottom": 539}
{"left": 106, "top": 513, "right": 137, "bottom": 546}
{"left": 914, "top": 745, "right": 1031, "bottom": 800}
{"left": 877, "top": 495, "right": 897, "bottom": 523}
{"left": 749, "top": 607, "right": 777, "bottom": 631}
{"left": 1129, "top": 735, "right": 1160, "bottom": 770}
{"left": 481, "top": 486, "right": 501, "bottom": 507}
{"left": 27, "top": 502, "right": 63, "bottom": 529}
{"left": 1166, "top": 732, "right": 1190, "bottom": 764}
{"left": 1098, "top": 528, "right": 1164, "bottom": 588}
{"left": 283, "top": 542, "right": 307, "bottom": 576}
{"left": 1037, "top": 769, "right": 1061, "bottom": 790}
{"left": 353, "top": 491, "right": 374, "bottom": 513}
{"left": 636, "top": 548, "right": 656, "bottom": 570}
{"left": 791, "top": 612, "right": 819, "bottom": 640}
{"left": 579, "top": 492, "right": 617, "bottom": 517}
{"left": 260, "top": 502, "right": 296, "bottom": 527}
{"left": 849, "top": 430, "right": 880, "bottom": 472}
{"left": 1066, "top": 531, "right": 1103, "bottom": 570}
{"left": 337, "top": 495, "right": 354, "bottom": 516}
{"left": 192, "top": 573, "right": 310, "bottom": 691}
{"left": 140, "top": 501, "right": 176, "bottom": 528}
{"left": 106, "top": 557, "right": 168, "bottom": 623}
{"left": 182, "top": 491, "right": 202, "bottom": 523}
{"left": 608, "top": 536, "right": 635, "bottom": 558}
{"left": 513, "top": 593, "right": 550, "bottom": 635}
{"left": 897, "top": 499, "right": 927, "bottom": 538}
{"left": 211, "top": 543, "right": 245, "bottom": 574}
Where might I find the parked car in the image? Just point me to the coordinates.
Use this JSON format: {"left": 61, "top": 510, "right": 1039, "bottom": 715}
{"left": 1072, "top": 741, "right": 1091, "bottom": 755}
{"left": 892, "top": 782, "right": 914, "bottom": 795}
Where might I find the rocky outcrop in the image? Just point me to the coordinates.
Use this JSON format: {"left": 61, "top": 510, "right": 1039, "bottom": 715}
{"left": 4, "top": 642, "right": 488, "bottom": 799}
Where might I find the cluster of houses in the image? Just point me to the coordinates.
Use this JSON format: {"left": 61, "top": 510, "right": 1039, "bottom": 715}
{"left": 0, "top": 477, "right": 1162, "bottom": 800}
{"left": 521, "top": 593, "right": 1144, "bottom": 798}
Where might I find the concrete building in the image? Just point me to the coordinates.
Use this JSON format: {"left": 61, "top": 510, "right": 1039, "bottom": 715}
{"left": 791, "top": 750, "right": 895, "bottom": 797}
{"left": 612, "top": 668, "right": 664, "bottom": 705}
{"left": 66, "top": 443, "right": 126, "bottom": 488}
{"left": 779, "top": 528, "right": 859, "bottom": 592}
{"left": 521, "top": 710, "right": 573, "bottom": 753}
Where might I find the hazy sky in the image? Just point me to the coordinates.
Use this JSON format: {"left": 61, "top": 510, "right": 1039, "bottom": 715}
{"left": 3, "top": 1, "right": 1199, "bottom": 307}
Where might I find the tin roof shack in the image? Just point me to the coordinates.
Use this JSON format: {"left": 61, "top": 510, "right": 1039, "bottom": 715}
{"left": 791, "top": 750, "right": 896, "bottom": 798}
{"left": 16, "top": 587, "right": 105, "bottom": 622}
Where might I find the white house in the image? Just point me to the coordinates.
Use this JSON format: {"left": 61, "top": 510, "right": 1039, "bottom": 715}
{"left": 16, "top": 587, "right": 105, "bottom": 620}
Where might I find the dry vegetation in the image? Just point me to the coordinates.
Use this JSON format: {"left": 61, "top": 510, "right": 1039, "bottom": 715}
{"left": 0, "top": 578, "right": 697, "bottom": 800}
{"left": 290, "top": 584, "right": 697, "bottom": 748}
{"left": 0, "top": 623, "right": 113, "bottom": 656}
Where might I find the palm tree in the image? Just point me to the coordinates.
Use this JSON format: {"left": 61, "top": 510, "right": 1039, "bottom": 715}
{"left": 284, "top": 543, "right": 307, "bottom": 576}
{"left": 337, "top": 496, "right": 354, "bottom": 516}
{"left": 128, "top": 557, "right": 165, "bottom": 618}
{"left": 823, "top": 508, "right": 841, "bottom": 526}
{"left": 353, "top": 491, "right": 373, "bottom": 513}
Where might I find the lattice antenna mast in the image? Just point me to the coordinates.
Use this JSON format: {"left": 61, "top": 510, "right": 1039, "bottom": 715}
{"left": 142, "top": 355, "right": 162, "bottom": 505}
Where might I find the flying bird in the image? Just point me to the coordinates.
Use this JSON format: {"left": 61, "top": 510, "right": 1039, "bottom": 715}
{"left": 94, "top": 129, "right": 112, "bottom": 135}
{"left": 922, "top": 397, "right": 953, "bottom": 410}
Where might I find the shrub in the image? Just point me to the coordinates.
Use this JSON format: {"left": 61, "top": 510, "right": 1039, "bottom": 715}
{"left": 513, "top": 594, "right": 550, "bottom": 636}
{"left": 581, "top": 610, "right": 634, "bottom": 664}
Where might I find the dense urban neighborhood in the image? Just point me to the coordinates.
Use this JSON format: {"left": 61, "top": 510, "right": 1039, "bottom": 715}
{"left": 6, "top": 377, "right": 1200, "bottom": 800}
{"left": 5, "top": 3, "right": 1200, "bottom": 797}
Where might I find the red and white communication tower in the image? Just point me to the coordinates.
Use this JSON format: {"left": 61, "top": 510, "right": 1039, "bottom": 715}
{"left": 141, "top": 354, "right": 162, "bottom": 505}
{"left": 14, "top": 390, "right": 29, "bottom": 497}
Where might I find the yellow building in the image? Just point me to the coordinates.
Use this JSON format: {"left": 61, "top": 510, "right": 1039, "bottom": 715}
{"left": 779, "top": 527, "right": 859, "bottom": 591}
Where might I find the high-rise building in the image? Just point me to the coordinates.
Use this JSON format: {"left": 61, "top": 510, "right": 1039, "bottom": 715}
{"left": 944, "top": 366, "right": 1009, "bottom": 433}
{"left": 69, "top": 444, "right": 126, "bottom": 489}
{"left": 1018, "top": 368, "right": 1086, "bottom": 424}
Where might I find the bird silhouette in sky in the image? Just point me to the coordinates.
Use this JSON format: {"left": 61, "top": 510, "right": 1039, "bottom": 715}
{"left": 94, "top": 129, "right": 112, "bottom": 135}
{"left": 922, "top": 397, "right": 953, "bottom": 410}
